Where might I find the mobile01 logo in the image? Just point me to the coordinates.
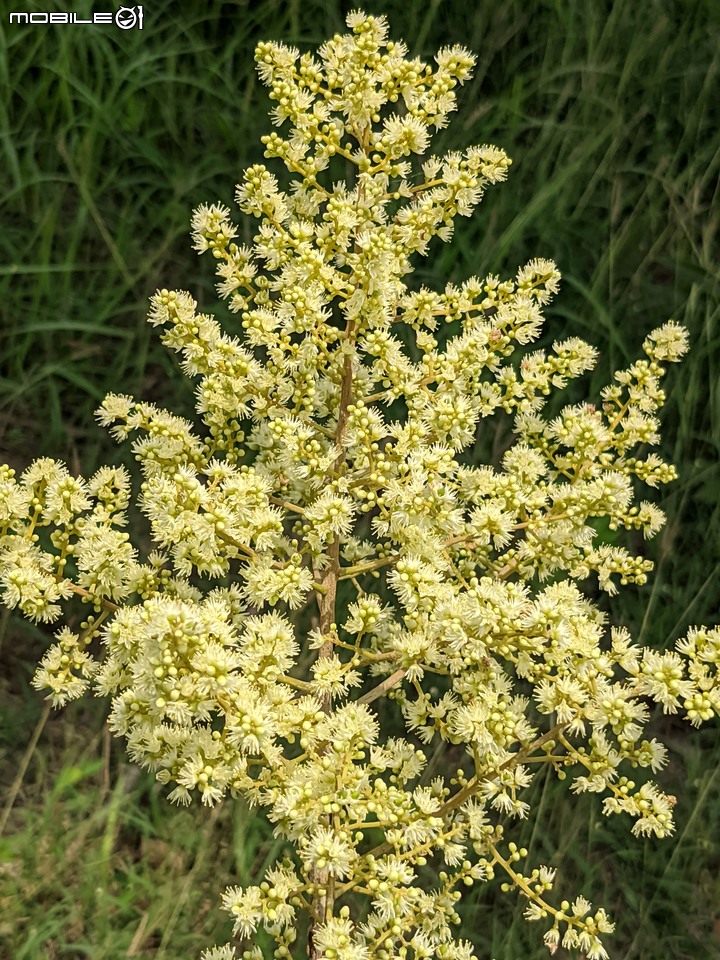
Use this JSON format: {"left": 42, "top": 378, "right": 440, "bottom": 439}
{"left": 9, "top": 5, "right": 144, "bottom": 29}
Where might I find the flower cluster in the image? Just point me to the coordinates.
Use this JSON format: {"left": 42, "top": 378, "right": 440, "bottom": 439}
{"left": 1, "top": 12, "right": 716, "bottom": 960}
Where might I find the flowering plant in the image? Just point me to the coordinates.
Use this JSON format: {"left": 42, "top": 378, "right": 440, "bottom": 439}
{"left": 2, "top": 11, "right": 718, "bottom": 960}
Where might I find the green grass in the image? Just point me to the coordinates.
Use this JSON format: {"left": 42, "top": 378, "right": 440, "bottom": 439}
{"left": 1, "top": 0, "right": 719, "bottom": 957}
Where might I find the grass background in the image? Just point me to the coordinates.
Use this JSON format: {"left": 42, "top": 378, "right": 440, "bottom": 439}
{"left": 1, "top": 0, "right": 719, "bottom": 957}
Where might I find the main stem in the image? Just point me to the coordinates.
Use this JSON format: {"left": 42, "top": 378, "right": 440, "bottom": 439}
{"left": 308, "top": 128, "right": 368, "bottom": 956}
{"left": 308, "top": 324, "right": 355, "bottom": 959}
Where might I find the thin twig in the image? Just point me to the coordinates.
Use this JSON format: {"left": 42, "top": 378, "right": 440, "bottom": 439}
{"left": 0, "top": 700, "right": 51, "bottom": 837}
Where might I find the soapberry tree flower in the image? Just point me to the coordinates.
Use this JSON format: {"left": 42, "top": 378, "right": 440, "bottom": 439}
{"left": 2, "top": 11, "right": 718, "bottom": 960}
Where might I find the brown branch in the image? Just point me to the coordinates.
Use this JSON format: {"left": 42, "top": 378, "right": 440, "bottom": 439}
{"left": 67, "top": 583, "right": 120, "bottom": 613}
{"left": 356, "top": 668, "right": 407, "bottom": 706}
